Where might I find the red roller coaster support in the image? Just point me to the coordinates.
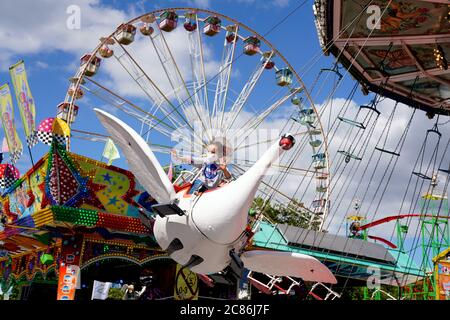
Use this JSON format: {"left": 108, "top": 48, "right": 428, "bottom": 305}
{"left": 357, "top": 214, "right": 450, "bottom": 231}
{"left": 367, "top": 235, "right": 397, "bottom": 249}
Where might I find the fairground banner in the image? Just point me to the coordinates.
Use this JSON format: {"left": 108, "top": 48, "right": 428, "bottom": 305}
{"left": 9, "top": 61, "right": 36, "bottom": 143}
{"left": 0, "top": 84, "right": 23, "bottom": 164}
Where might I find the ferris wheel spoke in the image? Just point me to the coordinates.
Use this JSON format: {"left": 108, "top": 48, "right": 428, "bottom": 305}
{"left": 113, "top": 37, "right": 211, "bottom": 149}
{"left": 81, "top": 86, "right": 175, "bottom": 139}
{"left": 187, "top": 14, "right": 212, "bottom": 137}
{"left": 113, "top": 37, "right": 201, "bottom": 134}
{"left": 232, "top": 88, "right": 301, "bottom": 148}
{"left": 148, "top": 23, "right": 212, "bottom": 141}
{"left": 83, "top": 78, "right": 177, "bottom": 135}
{"left": 211, "top": 25, "right": 239, "bottom": 137}
{"left": 111, "top": 52, "right": 187, "bottom": 130}
{"left": 82, "top": 81, "right": 202, "bottom": 151}
{"left": 234, "top": 160, "right": 316, "bottom": 177}
{"left": 224, "top": 52, "right": 274, "bottom": 135}
{"left": 232, "top": 130, "right": 309, "bottom": 152}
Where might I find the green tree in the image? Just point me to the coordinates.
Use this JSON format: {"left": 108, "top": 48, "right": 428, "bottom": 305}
{"left": 251, "top": 197, "right": 320, "bottom": 230}
{"left": 107, "top": 288, "right": 124, "bottom": 300}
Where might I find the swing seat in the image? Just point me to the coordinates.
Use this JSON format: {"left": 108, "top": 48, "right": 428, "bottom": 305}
{"left": 360, "top": 105, "right": 381, "bottom": 115}
{"left": 337, "top": 150, "right": 362, "bottom": 161}
{"left": 375, "top": 147, "right": 400, "bottom": 157}
{"left": 412, "top": 172, "right": 432, "bottom": 180}
{"left": 337, "top": 117, "right": 365, "bottom": 129}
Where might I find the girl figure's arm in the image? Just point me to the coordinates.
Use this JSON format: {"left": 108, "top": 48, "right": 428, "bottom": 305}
{"left": 219, "top": 158, "right": 232, "bottom": 179}
{"left": 171, "top": 150, "right": 203, "bottom": 168}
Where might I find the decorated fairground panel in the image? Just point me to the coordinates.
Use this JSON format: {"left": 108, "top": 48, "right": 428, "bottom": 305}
{"left": 0, "top": 142, "right": 156, "bottom": 234}
{"left": 0, "top": 142, "right": 164, "bottom": 290}
{"left": 433, "top": 247, "right": 450, "bottom": 300}
{"left": 314, "top": 0, "right": 450, "bottom": 115}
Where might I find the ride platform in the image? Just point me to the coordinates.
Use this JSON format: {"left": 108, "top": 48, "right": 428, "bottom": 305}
{"left": 252, "top": 220, "right": 423, "bottom": 287}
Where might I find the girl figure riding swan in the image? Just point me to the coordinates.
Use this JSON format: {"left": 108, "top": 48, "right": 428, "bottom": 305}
{"left": 171, "top": 140, "right": 232, "bottom": 194}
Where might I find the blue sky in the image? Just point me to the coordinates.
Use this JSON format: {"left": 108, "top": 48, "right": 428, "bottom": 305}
{"left": 0, "top": 0, "right": 342, "bottom": 172}
{"left": 0, "top": 0, "right": 448, "bottom": 269}
{"left": 0, "top": 0, "right": 363, "bottom": 171}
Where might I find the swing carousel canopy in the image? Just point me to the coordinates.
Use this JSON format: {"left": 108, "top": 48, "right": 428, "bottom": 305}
{"left": 314, "top": 0, "right": 450, "bottom": 116}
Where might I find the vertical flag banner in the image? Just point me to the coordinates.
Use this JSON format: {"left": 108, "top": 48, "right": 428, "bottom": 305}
{"left": 167, "top": 162, "right": 173, "bottom": 182}
{"left": 9, "top": 61, "right": 36, "bottom": 145}
{"left": 91, "top": 280, "right": 112, "bottom": 300}
{"left": 0, "top": 84, "right": 23, "bottom": 164}
{"left": 1, "top": 138, "right": 9, "bottom": 153}
{"left": 102, "top": 138, "right": 120, "bottom": 165}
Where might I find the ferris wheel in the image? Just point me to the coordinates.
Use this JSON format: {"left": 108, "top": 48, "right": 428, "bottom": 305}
{"left": 61, "top": 8, "right": 331, "bottom": 230}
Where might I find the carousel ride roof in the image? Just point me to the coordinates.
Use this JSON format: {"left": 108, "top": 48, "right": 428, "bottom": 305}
{"left": 314, "top": 0, "right": 450, "bottom": 116}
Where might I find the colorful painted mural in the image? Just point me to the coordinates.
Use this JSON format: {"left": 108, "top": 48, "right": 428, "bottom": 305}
{"left": 315, "top": 0, "right": 450, "bottom": 114}
{"left": 341, "top": 1, "right": 449, "bottom": 38}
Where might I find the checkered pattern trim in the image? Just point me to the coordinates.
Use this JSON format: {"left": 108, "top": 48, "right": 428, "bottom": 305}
{"left": 9, "top": 150, "right": 22, "bottom": 165}
{"left": 37, "top": 131, "right": 68, "bottom": 146}
{"left": 0, "top": 176, "right": 17, "bottom": 189}
{"left": 27, "top": 131, "right": 39, "bottom": 148}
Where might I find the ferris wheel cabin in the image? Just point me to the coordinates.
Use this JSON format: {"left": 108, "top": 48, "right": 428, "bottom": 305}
{"left": 80, "top": 54, "right": 101, "bottom": 77}
{"left": 183, "top": 12, "right": 197, "bottom": 32}
{"left": 275, "top": 67, "right": 293, "bottom": 86}
{"left": 116, "top": 23, "right": 137, "bottom": 45}
{"left": 56, "top": 102, "right": 79, "bottom": 124}
{"left": 243, "top": 36, "right": 261, "bottom": 56}
{"left": 203, "top": 16, "right": 221, "bottom": 37}
{"left": 312, "top": 153, "right": 326, "bottom": 170}
{"left": 140, "top": 14, "right": 156, "bottom": 36}
{"left": 159, "top": 11, "right": 178, "bottom": 32}
{"left": 68, "top": 77, "right": 85, "bottom": 100}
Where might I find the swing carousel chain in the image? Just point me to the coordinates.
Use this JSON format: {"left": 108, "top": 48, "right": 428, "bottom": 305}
{"left": 302, "top": 1, "right": 412, "bottom": 292}
{"left": 309, "top": 10, "right": 365, "bottom": 144}
{"left": 339, "top": 115, "right": 416, "bottom": 296}
{"left": 400, "top": 131, "right": 445, "bottom": 275}
{"left": 329, "top": 112, "right": 379, "bottom": 215}
{"left": 326, "top": 93, "right": 380, "bottom": 193}
{"left": 330, "top": 105, "right": 397, "bottom": 221}
{"left": 406, "top": 137, "right": 450, "bottom": 285}
{"left": 322, "top": 112, "right": 380, "bottom": 235}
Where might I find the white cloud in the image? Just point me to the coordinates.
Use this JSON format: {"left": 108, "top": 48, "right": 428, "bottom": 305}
{"left": 99, "top": 27, "right": 220, "bottom": 102}
{"left": 35, "top": 61, "right": 49, "bottom": 69}
{"left": 0, "top": 0, "right": 132, "bottom": 67}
